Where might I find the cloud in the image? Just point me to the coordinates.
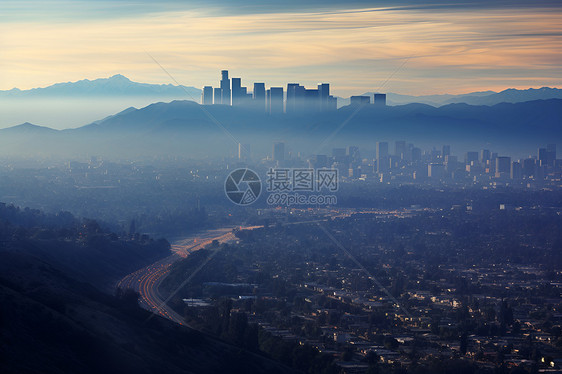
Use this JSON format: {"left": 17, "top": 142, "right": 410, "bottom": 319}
{"left": 0, "top": 4, "right": 560, "bottom": 96}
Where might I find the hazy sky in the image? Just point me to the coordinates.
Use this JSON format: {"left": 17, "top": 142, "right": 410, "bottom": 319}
{"left": 1, "top": 0, "right": 561, "bottom": 96}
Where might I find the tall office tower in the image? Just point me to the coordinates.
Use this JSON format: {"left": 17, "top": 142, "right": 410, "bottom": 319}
{"left": 295, "top": 85, "right": 306, "bottom": 112}
{"left": 202, "top": 86, "right": 213, "bottom": 105}
{"left": 318, "top": 83, "right": 330, "bottom": 111}
{"left": 269, "top": 87, "right": 284, "bottom": 114}
{"left": 273, "top": 142, "right": 285, "bottom": 162}
{"left": 231, "top": 77, "right": 242, "bottom": 106}
{"left": 496, "top": 156, "right": 511, "bottom": 175}
{"left": 350, "top": 96, "right": 370, "bottom": 105}
{"left": 442, "top": 145, "right": 451, "bottom": 157}
{"left": 376, "top": 141, "right": 389, "bottom": 160}
{"left": 522, "top": 158, "right": 536, "bottom": 177}
{"left": 374, "top": 93, "right": 387, "bottom": 106}
{"left": 266, "top": 89, "right": 270, "bottom": 113}
{"left": 547, "top": 144, "right": 557, "bottom": 165}
{"left": 220, "top": 70, "right": 231, "bottom": 105}
{"left": 286, "top": 83, "right": 300, "bottom": 113}
{"left": 213, "top": 87, "right": 222, "bottom": 104}
{"left": 538, "top": 147, "right": 548, "bottom": 166}
{"left": 510, "top": 161, "right": 522, "bottom": 180}
{"left": 445, "top": 155, "right": 458, "bottom": 171}
{"left": 238, "top": 143, "right": 250, "bottom": 160}
{"left": 395, "top": 141, "right": 406, "bottom": 158}
{"left": 480, "top": 149, "right": 490, "bottom": 163}
{"left": 253, "top": 83, "right": 266, "bottom": 111}
{"left": 465, "top": 151, "right": 479, "bottom": 164}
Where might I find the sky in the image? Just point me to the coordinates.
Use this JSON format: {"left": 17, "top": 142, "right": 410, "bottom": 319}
{"left": 1, "top": 0, "right": 561, "bottom": 97}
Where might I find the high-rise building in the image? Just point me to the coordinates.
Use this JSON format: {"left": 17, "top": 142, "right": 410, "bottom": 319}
{"left": 220, "top": 70, "right": 231, "bottom": 105}
{"left": 465, "top": 151, "right": 479, "bottom": 164}
{"left": 318, "top": 83, "right": 330, "bottom": 111}
{"left": 376, "top": 142, "right": 389, "bottom": 160}
{"left": 480, "top": 149, "right": 490, "bottom": 163}
{"left": 350, "top": 96, "right": 370, "bottom": 105}
{"left": 286, "top": 83, "right": 301, "bottom": 113}
{"left": 539, "top": 144, "right": 557, "bottom": 166}
{"left": 374, "top": 93, "right": 386, "bottom": 106}
{"left": 496, "top": 156, "right": 511, "bottom": 175}
{"left": 395, "top": 141, "right": 406, "bottom": 158}
{"left": 202, "top": 86, "right": 213, "bottom": 105}
{"left": 442, "top": 145, "right": 451, "bottom": 158}
{"left": 268, "top": 87, "right": 284, "bottom": 114}
{"left": 253, "top": 83, "right": 266, "bottom": 111}
{"left": 231, "top": 77, "right": 242, "bottom": 106}
{"left": 510, "top": 161, "right": 522, "bottom": 180}
{"left": 522, "top": 158, "right": 536, "bottom": 177}
{"left": 538, "top": 147, "right": 548, "bottom": 166}
{"left": 273, "top": 142, "right": 285, "bottom": 162}
{"left": 547, "top": 143, "right": 557, "bottom": 165}
{"left": 213, "top": 87, "right": 222, "bottom": 104}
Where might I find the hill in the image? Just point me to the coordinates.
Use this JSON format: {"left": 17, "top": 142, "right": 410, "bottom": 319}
{"left": 0, "top": 203, "right": 295, "bottom": 374}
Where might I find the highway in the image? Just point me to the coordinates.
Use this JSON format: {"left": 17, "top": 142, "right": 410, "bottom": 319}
{"left": 116, "top": 226, "right": 261, "bottom": 325}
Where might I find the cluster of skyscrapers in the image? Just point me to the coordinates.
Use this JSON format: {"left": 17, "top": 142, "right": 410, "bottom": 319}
{"left": 350, "top": 93, "right": 387, "bottom": 106}
{"left": 237, "top": 140, "right": 559, "bottom": 187}
{"left": 202, "top": 70, "right": 338, "bottom": 114}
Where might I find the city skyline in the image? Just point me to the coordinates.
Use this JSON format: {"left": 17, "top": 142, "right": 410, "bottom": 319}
{"left": 1, "top": 1, "right": 561, "bottom": 96}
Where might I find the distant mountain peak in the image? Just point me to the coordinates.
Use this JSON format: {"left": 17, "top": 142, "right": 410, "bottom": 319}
{"left": 109, "top": 74, "right": 130, "bottom": 80}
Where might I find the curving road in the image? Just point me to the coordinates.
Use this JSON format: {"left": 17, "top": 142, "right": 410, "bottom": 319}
{"left": 116, "top": 226, "right": 261, "bottom": 325}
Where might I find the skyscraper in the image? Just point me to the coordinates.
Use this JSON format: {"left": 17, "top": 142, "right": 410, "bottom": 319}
{"left": 496, "top": 156, "right": 511, "bottom": 176}
{"left": 480, "top": 149, "right": 490, "bottom": 163}
{"left": 395, "top": 141, "right": 406, "bottom": 158}
{"left": 465, "top": 152, "right": 479, "bottom": 164}
{"left": 376, "top": 142, "right": 389, "bottom": 160}
{"left": 220, "top": 70, "right": 231, "bottom": 105}
{"left": 538, "top": 147, "right": 548, "bottom": 166}
{"left": 510, "top": 161, "right": 522, "bottom": 180}
{"left": 350, "top": 96, "right": 370, "bottom": 105}
{"left": 318, "top": 83, "right": 329, "bottom": 111}
{"left": 231, "top": 77, "right": 242, "bottom": 106}
{"left": 374, "top": 93, "right": 387, "bottom": 106}
{"left": 286, "top": 83, "right": 300, "bottom": 113}
{"left": 269, "top": 87, "right": 284, "bottom": 114}
{"left": 547, "top": 143, "right": 557, "bottom": 165}
{"left": 253, "top": 83, "right": 266, "bottom": 111}
{"left": 202, "top": 86, "right": 213, "bottom": 105}
{"left": 213, "top": 87, "right": 222, "bottom": 104}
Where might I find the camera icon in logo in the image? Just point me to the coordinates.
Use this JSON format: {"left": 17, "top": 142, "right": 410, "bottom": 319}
{"left": 225, "top": 168, "right": 261, "bottom": 205}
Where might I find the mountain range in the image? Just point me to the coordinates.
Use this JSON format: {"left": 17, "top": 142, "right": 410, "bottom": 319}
{"left": 0, "top": 74, "right": 201, "bottom": 98}
{"left": 2, "top": 74, "right": 561, "bottom": 106}
{"left": 0, "top": 98, "right": 560, "bottom": 159}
